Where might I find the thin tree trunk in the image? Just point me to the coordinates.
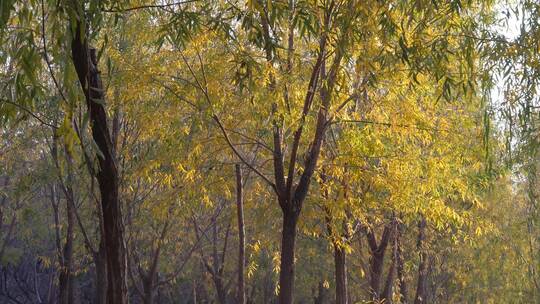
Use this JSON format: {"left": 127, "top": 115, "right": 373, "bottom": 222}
{"left": 526, "top": 167, "right": 540, "bottom": 298}
{"left": 192, "top": 280, "right": 197, "bottom": 304}
{"left": 0, "top": 178, "right": 16, "bottom": 276}
{"left": 414, "top": 218, "right": 427, "bottom": 304}
{"left": 278, "top": 209, "right": 298, "bottom": 304}
{"left": 58, "top": 199, "right": 75, "bottom": 304}
{"left": 381, "top": 241, "right": 397, "bottom": 303}
{"left": 322, "top": 173, "right": 349, "bottom": 304}
{"left": 381, "top": 220, "right": 399, "bottom": 303}
{"left": 263, "top": 258, "right": 273, "bottom": 304}
{"left": 58, "top": 142, "right": 76, "bottom": 304}
{"left": 54, "top": 121, "right": 105, "bottom": 304}
{"left": 382, "top": 263, "right": 396, "bottom": 304}
{"left": 142, "top": 274, "right": 157, "bottom": 304}
{"left": 396, "top": 222, "right": 408, "bottom": 304}
{"left": 235, "top": 164, "right": 246, "bottom": 304}
{"left": 213, "top": 221, "right": 230, "bottom": 304}
{"left": 71, "top": 17, "right": 128, "bottom": 304}
{"left": 334, "top": 243, "right": 348, "bottom": 304}
{"left": 324, "top": 204, "right": 348, "bottom": 304}
{"left": 194, "top": 215, "right": 230, "bottom": 304}
{"left": 214, "top": 277, "right": 227, "bottom": 304}
{"left": 139, "top": 221, "right": 168, "bottom": 304}
{"left": 313, "top": 280, "right": 328, "bottom": 304}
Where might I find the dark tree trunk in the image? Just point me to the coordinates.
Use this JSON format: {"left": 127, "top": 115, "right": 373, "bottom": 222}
{"left": 278, "top": 209, "right": 298, "bottom": 304}
{"left": 396, "top": 222, "right": 408, "bottom": 304}
{"left": 382, "top": 264, "right": 396, "bottom": 304}
{"left": 212, "top": 222, "right": 230, "bottom": 304}
{"left": 313, "top": 280, "right": 328, "bottom": 304}
{"left": 381, "top": 220, "right": 400, "bottom": 304}
{"left": 262, "top": 259, "right": 273, "bottom": 304}
{"left": 322, "top": 175, "right": 349, "bottom": 304}
{"left": 366, "top": 224, "right": 392, "bottom": 301}
{"left": 58, "top": 142, "right": 76, "bottom": 304}
{"left": 414, "top": 218, "right": 427, "bottom": 304}
{"left": 381, "top": 243, "right": 397, "bottom": 303}
{"left": 334, "top": 243, "right": 348, "bottom": 304}
{"left": 235, "top": 164, "right": 246, "bottom": 304}
{"left": 94, "top": 245, "right": 108, "bottom": 304}
{"left": 58, "top": 192, "right": 75, "bottom": 304}
{"left": 194, "top": 216, "right": 230, "bottom": 304}
{"left": 142, "top": 274, "right": 157, "bottom": 304}
{"left": 370, "top": 250, "right": 385, "bottom": 301}
{"left": 192, "top": 280, "right": 197, "bottom": 304}
{"left": 214, "top": 277, "right": 227, "bottom": 304}
{"left": 71, "top": 18, "right": 128, "bottom": 304}
{"left": 141, "top": 225, "right": 167, "bottom": 304}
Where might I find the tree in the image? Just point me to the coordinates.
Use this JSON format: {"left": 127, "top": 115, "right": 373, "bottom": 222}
{"left": 2, "top": 0, "right": 538, "bottom": 303}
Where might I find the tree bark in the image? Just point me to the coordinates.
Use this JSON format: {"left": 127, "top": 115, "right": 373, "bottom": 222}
{"left": 313, "top": 280, "right": 328, "bottom": 304}
{"left": 414, "top": 218, "right": 427, "bottom": 304}
{"left": 94, "top": 244, "right": 108, "bottom": 304}
{"left": 334, "top": 243, "right": 348, "bottom": 304}
{"left": 381, "top": 236, "right": 397, "bottom": 303}
{"left": 214, "top": 276, "right": 228, "bottom": 304}
{"left": 366, "top": 224, "right": 392, "bottom": 301}
{"left": 370, "top": 250, "right": 384, "bottom": 301}
{"left": 0, "top": 178, "right": 16, "bottom": 265}
{"left": 140, "top": 222, "right": 167, "bottom": 304}
{"left": 278, "top": 209, "right": 298, "bottom": 304}
{"left": 396, "top": 222, "right": 408, "bottom": 304}
{"left": 235, "top": 164, "right": 246, "bottom": 304}
{"left": 58, "top": 141, "right": 76, "bottom": 304}
{"left": 324, "top": 202, "right": 349, "bottom": 304}
{"left": 194, "top": 216, "right": 230, "bottom": 304}
{"left": 58, "top": 192, "right": 75, "bottom": 304}
{"left": 70, "top": 18, "right": 128, "bottom": 304}
{"left": 142, "top": 273, "right": 157, "bottom": 304}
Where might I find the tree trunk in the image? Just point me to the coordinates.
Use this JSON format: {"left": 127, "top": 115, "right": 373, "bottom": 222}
{"left": 381, "top": 246, "right": 396, "bottom": 303}
{"left": 71, "top": 19, "right": 128, "bottom": 304}
{"left": 58, "top": 142, "right": 76, "bottom": 304}
{"left": 366, "top": 224, "right": 392, "bottom": 302}
{"left": 278, "top": 209, "right": 298, "bottom": 304}
{"left": 381, "top": 220, "right": 400, "bottom": 304}
{"left": 334, "top": 243, "right": 348, "bottom": 304}
{"left": 214, "top": 277, "right": 227, "bottom": 304}
{"left": 313, "top": 280, "right": 328, "bottom": 304}
{"left": 192, "top": 280, "right": 197, "bottom": 304}
{"left": 396, "top": 223, "right": 408, "bottom": 304}
{"left": 370, "top": 250, "right": 385, "bottom": 301}
{"left": 94, "top": 245, "right": 108, "bottom": 304}
{"left": 322, "top": 174, "right": 349, "bottom": 304}
{"left": 263, "top": 260, "right": 273, "bottom": 304}
{"left": 414, "top": 218, "right": 427, "bottom": 304}
{"left": 141, "top": 223, "right": 168, "bottom": 304}
{"left": 142, "top": 274, "right": 157, "bottom": 304}
{"left": 58, "top": 193, "right": 75, "bottom": 304}
{"left": 235, "top": 164, "right": 246, "bottom": 304}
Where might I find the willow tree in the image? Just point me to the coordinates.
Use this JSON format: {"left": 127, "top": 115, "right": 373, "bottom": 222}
{"left": 164, "top": 0, "right": 494, "bottom": 302}
{"left": 494, "top": 0, "right": 540, "bottom": 299}
{"left": 2, "top": 1, "right": 151, "bottom": 302}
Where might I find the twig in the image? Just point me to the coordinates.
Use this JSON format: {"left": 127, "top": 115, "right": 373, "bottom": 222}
{"left": 0, "top": 99, "right": 57, "bottom": 128}
{"left": 102, "top": 0, "right": 198, "bottom": 13}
